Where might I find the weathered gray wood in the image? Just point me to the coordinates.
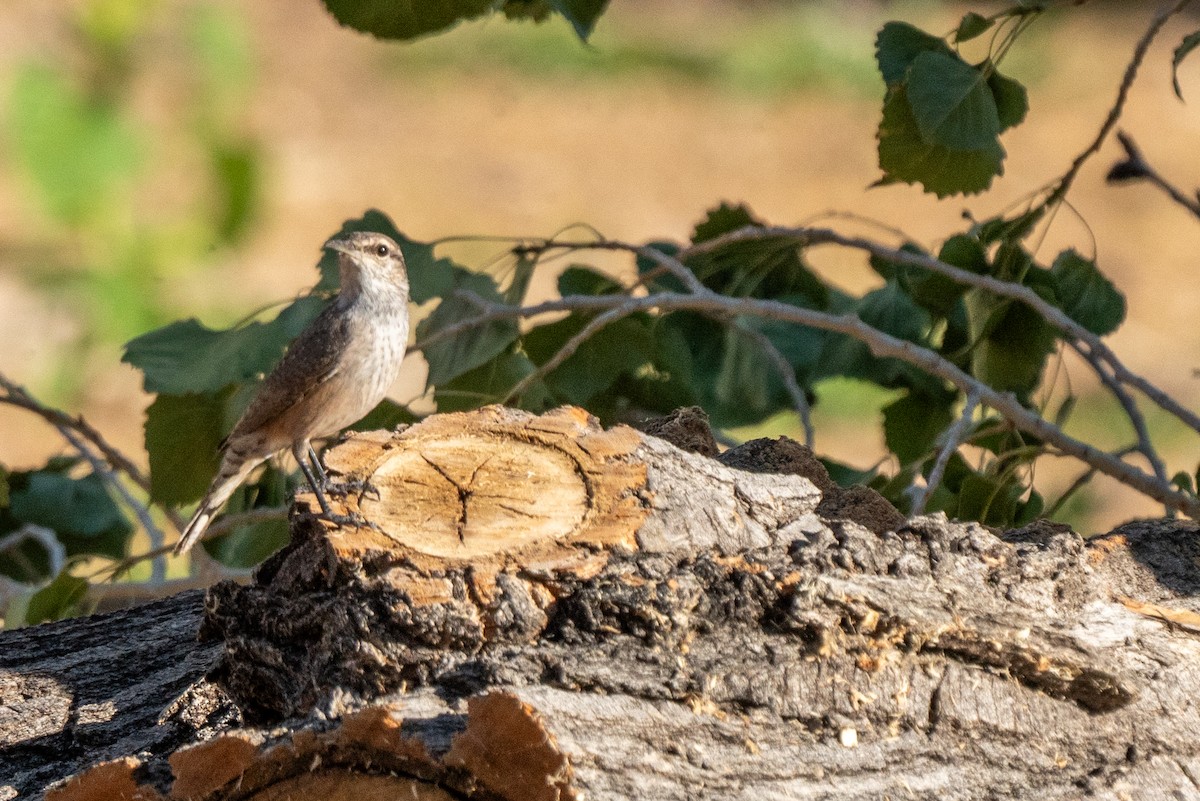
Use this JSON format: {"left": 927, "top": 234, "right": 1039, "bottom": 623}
{"left": 3, "top": 406, "right": 1200, "bottom": 800}
{"left": 0, "top": 590, "right": 237, "bottom": 800}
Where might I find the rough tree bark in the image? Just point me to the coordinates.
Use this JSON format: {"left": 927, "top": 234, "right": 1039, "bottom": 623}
{"left": 2, "top": 405, "right": 1199, "bottom": 800}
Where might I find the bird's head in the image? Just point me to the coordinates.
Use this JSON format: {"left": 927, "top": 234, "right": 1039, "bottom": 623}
{"left": 324, "top": 231, "right": 409, "bottom": 297}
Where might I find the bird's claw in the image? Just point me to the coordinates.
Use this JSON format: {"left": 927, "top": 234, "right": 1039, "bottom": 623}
{"left": 324, "top": 477, "right": 382, "bottom": 501}
{"left": 304, "top": 507, "right": 381, "bottom": 532}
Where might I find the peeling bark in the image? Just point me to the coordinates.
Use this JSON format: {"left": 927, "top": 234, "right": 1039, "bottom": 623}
{"left": 3, "top": 406, "right": 1200, "bottom": 800}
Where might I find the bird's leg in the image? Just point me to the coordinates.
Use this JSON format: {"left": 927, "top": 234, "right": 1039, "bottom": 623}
{"left": 292, "top": 442, "right": 378, "bottom": 530}
{"left": 310, "top": 441, "right": 381, "bottom": 500}
{"left": 293, "top": 442, "right": 333, "bottom": 516}
{"left": 307, "top": 444, "right": 329, "bottom": 487}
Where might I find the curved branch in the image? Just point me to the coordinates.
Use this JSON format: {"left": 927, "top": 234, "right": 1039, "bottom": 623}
{"left": 423, "top": 289, "right": 1200, "bottom": 518}
{"left": 1048, "top": 0, "right": 1195, "bottom": 205}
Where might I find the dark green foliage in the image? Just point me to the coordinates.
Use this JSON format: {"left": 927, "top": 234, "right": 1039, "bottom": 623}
{"left": 321, "top": 0, "right": 607, "bottom": 42}
{"left": 144, "top": 390, "right": 231, "bottom": 506}
{"left": 0, "top": 463, "right": 132, "bottom": 584}
{"left": 874, "top": 20, "right": 1029, "bottom": 196}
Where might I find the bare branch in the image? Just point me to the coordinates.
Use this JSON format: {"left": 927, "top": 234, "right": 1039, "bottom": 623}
{"left": 0, "top": 373, "right": 153, "bottom": 494}
{"left": 732, "top": 323, "right": 815, "bottom": 447}
{"left": 501, "top": 303, "right": 641, "bottom": 404}
{"left": 56, "top": 424, "right": 169, "bottom": 584}
{"left": 416, "top": 287, "right": 1200, "bottom": 517}
{"left": 909, "top": 394, "right": 980, "bottom": 516}
{"left": 680, "top": 226, "right": 1198, "bottom": 458}
{"left": 1108, "top": 131, "right": 1200, "bottom": 221}
{"left": 1048, "top": 0, "right": 1195, "bottom": 205}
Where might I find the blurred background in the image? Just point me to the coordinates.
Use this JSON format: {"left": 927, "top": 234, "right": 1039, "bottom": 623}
{"left": 1, "top": 0, "right": 1199, "bottom": 535}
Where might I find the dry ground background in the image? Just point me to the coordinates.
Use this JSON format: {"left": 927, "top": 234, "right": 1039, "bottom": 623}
{"left": 1, "top": 0, "right": 1199, "bottom": 538}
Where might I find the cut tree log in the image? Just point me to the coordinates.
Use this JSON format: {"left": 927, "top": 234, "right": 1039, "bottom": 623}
{"left": 2, "top": 405, "right": 1200, "bottom": 800}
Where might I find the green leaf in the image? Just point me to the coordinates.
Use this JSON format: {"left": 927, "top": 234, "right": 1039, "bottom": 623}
{"left": 320, "top": 0, "right": 492, "bottom": 40}
{"left": 0, "top": 466, "right": 8, "bottom": 509}
{"left": 1014, "top": 489, "right": 1043, "bottom": 526}
{"left": 877, "top": 87, "right": 1005, "bottom": 197}
{"left": 954, "top": 12, "right": 993, "bottom": 43}
{"left": 348, "top": 399, "right": 419, "bottom": 432}
{"left": 210, "top": 139, "right": 260, "bottom": 246}
{"left": 883, "top": 392, "right": 956, "bottom": 465}
{"left": 710, "top": 324, "right": 781, "bottom": 426}
{"left": 686, "top": 203, "right": 826, "bottom": 305}
{"left": 418, "top": 271, "right": 519, "bottom": 387}
{"left": 1049, "top": 250, "right": 1126, "bottom": 336}
{"left": 547, "top": 0, "right": 609, "bottom": 40}
{"left": 7, "top": 65, "right": 141, "bottom": 225}
{"left": 524, "top": 316, "right": 653, "bottom": 405}
{"left": 434, "top": 350, "right": 551, "bottom": 412}
{"left": 875, "top": 21, "right": 953, "bottom": 87}
{"left": 692, "top": 201, "right": 762, "bottom": 244}
{"left": 974, "top": 207, "right": 1044, "bottom": 244}
{"left": 24, "top": 572, "right": 89, "bottom": 626}
{"left": 988, "top": 69, "right": 1028, "bottom": 133}
{"left": 505, "top": 254, "right": 537, "bottom": 306}
{"left": 144, "top": 391, "right": 230, "bottom": 506}
{"left": 206, "top": 516, "right": 288, "bottom": 569}
{"left": 818, "top": 282, "right": 939, "bottom": 393}
{"left": 1171, "top": 470, "right": 1196, "bottom": 495}
{"left": 956, "top": 471, "right": 1023, "bottom": 526}
{"left": 821, "top": 458, "right": 877, "bottom": 488}
{"left": 8, "top": 472, "right": 130, "bottom": 560}
{"left": 1172, "top": 30, "right": 1200, "bottom": 100}
{"left": 964, "top": 290, "right": 1056, "bottom": 395}
{"left": 906, "top": 51, "right": 1000, "bottom": 150}
{"left": 609, "top": 317, "right": 699, "bottom": 419}
{"left": 558, "top": 265, "right": 622, "bottom": 296}
{"left": 636, "top": 241, "right": 687, "bottom": 293}
{"left": 122, "top": 296, "right": 326, "bottom": 395}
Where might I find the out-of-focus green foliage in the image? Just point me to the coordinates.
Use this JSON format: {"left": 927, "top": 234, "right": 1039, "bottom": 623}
{"left": 2, "top": 0, "right": 263, "bottom": 368}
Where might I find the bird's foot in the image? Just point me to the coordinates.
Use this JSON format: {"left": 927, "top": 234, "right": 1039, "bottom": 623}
{"left": 324, "top": 476, "right": 382, "bottom": 501}
{"left": 304, "top": 507, "right": 381, "bottom": 532}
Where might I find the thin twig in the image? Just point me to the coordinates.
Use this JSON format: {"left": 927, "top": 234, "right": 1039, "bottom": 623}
{"left": 910, "top": 394, "right": 980, "bottom": 515}
{"left": 56, "top": 425, "right": 168, "bottom": 583}
{"left": 515, "top": 238, "right": 712, "bottom": 297}
{"left": 1047, "top": 0, "right": 1194, "bottom": 205}
{"left": 1109, "top": 131, "right": 1200, "bottom": 220}
{"left": 681, "top": 225, "right": 1198, "bottom": 454}
{"left": 0, "top": 373, "right": 152, "bottom": 493}
{"left": 501, "top": 304, "right": 637, "bottom": 404}
{"left": 92, "top": 505, "right": 288, "bottom": 583}
{"left": 0, "top": 524, "right": 65, "bottom": 580}
{"left": 733, "top": 323, "right": 815, "bottom": 447}
{"left": 1043, "top": 445, "right": 1139, "bottom": 520}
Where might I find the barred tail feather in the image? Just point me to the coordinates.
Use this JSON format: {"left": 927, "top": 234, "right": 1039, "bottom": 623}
{"left": 175, "top": 456, "right": 263, "bottom": 555}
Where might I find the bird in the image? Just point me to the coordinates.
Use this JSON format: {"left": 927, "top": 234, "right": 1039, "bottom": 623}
{"left": 174, "top": 231, "right": 411, "bottom": 555}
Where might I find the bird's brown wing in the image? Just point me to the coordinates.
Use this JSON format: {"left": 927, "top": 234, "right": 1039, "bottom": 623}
{"left": 227, "top": 301, "right": 353, "bottom": 443}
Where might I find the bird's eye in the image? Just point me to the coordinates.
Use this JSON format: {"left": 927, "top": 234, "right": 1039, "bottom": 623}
{"left": 375, "top": 244, "right": 389, "bottom": 257}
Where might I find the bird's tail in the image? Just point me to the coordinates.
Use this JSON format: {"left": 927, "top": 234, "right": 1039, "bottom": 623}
{"left": 175, "top": 455, "right": 264, "bottom": 555}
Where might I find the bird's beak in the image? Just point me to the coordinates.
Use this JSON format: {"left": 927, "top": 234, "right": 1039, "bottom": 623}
{"left": 325, "top": 238, "right": 353, "bottom": 255}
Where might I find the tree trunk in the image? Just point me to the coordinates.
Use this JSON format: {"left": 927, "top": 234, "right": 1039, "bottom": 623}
{"left": 3, "top": 405, "right": 1200, "bottom": 800}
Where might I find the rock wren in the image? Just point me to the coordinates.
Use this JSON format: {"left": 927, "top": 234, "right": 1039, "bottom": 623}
{"left": 175, "top": 231, "right": 410, "bottom": 555}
